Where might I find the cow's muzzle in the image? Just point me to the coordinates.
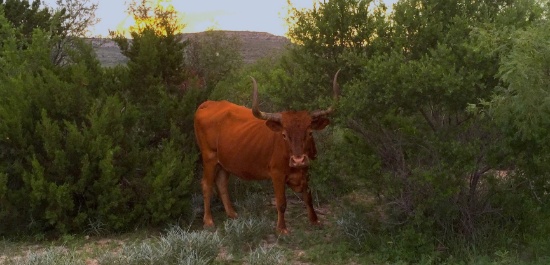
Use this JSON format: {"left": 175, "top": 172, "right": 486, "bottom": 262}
{"left": 290, "top": 154, "right": 310, "bottom": 168}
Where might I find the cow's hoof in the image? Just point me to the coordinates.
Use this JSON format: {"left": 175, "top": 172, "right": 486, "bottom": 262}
{"left": 277, "top": 228, "right": 290, "bottom": 235}
{"left": 311, "top": 220, "right": 323, "bottom": 229}
{"left": 311, "top": 220, "right": 322, "bottom": 226}
{"left": 203, "top": 225, "right": 216, "bottom": 232}
{"left": 227, "top": 212, "right": 238, "bottom": 219}
{"left": 203, "top": 220, "right": 215, "bottom": 230}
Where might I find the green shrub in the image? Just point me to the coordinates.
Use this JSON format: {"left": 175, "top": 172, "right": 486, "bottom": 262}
{"left": 282, "top": 0, "right": 549, "bottom": 262}
{"left": 0, "top": 9, "right": 199, "bottom": 235}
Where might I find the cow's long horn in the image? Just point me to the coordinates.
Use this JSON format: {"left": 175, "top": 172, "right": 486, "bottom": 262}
{"left": 251, "top": 77, "right": 282, "bottom": 122}
{"left": 311, "top": 69, "right": 341, "bottom": 118}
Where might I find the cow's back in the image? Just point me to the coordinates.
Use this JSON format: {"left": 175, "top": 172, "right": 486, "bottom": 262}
{"left": 195, "top": 100, "right": 235, "bottom": 138}
{"left": 194, "top": 100, "right": 255, "bottom": 142}
{"left": 194, "top": 100, "right": 280, "bottom": 180}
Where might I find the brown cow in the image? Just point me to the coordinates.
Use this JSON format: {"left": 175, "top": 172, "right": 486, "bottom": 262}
{"left": 194, "top": 71, "right": 340, "bottom": 234}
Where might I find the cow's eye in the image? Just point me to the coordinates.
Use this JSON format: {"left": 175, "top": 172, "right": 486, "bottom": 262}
{"left": 282, "top": 133, "right": 287, "bottom": 140}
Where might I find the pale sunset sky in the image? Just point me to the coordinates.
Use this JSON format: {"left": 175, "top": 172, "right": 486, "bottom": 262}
{"left": 41, "top": 0, "right": 396, "bottom": 37}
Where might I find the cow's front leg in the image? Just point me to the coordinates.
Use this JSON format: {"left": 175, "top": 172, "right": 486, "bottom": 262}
{"left": 272, "top": 175, "right": 288, "bottom": 234}
{"left": 303, "top": 185, "right": 320, "bottom": 225}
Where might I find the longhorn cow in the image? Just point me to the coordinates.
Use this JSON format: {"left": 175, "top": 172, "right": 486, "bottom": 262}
{"left": 194, "top": 71, "right": 340, "bottom": 234}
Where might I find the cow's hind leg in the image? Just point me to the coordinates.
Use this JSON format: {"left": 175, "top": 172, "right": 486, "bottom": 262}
{"left": 201, "top": 160, "right": 218, "bottom": 228}
{"left": 215, "top": 168, "right": 238, "bottom": 219}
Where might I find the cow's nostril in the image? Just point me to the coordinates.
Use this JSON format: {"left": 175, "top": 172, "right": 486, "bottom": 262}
{"left": 293, "top": 156, "right": 305, "bottom": 163}
{"left": 292, "top": 155, "right": 305, "bottom": 163}
{"left": 290, "top": 155, "right": 309, "bottom": 167}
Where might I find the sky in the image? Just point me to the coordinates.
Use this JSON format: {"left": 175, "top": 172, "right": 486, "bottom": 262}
{"left": 42, "top": 0, "right": 396, "bottom": 37}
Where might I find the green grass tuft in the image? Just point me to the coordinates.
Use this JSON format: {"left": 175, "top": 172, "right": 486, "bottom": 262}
{"left": 98, "top": 225, "right": 221, "bottom": 264}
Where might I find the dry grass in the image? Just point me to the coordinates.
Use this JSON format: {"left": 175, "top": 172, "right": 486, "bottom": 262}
{"left": 0, "top": 190, "right": 339, "bottom": 264}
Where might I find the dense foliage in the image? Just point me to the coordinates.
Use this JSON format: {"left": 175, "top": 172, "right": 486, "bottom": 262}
{"left": 269, "top": 0, "right": 550, "bottom": 262}
{"left": 0, "top": 0, "right": 63, "bottom": 44}
{"left": 0, "top": 1, "right": 241, "bottom": 236}
{"left": 1, "top": 0, "right": 549, "bottom": 263}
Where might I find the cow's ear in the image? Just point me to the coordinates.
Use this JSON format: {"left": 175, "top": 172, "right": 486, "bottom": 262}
{"left": 311, "top": 117, "right": 330, "bottom": 130}
{"left": 265, "top": 120, "right": 283, "bottom": 132}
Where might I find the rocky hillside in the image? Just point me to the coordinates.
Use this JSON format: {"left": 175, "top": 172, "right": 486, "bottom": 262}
{"left": 92, "top": 31, "right": 290, "bottom": 67}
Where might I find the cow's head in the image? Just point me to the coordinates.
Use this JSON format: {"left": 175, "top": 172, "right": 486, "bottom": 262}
{"left": 251, "top": 70, "right": 340, "bottom": 168}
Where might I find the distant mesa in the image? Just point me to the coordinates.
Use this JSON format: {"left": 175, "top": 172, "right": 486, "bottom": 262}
{"left": 91, "top": 31, "right": 290, "bottom": 67}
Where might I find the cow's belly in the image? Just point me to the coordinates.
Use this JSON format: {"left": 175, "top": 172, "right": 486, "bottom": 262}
{"left": 217, "top": 146, "right": 274, "bottom": 181}
{"left": 219, "top": 160, "right": 271, "bottom": 181}
{"left": 215, "top": 121, "right": 279, "bottom": 181}
{"left": 234, "top": 169, "right": 270, "bottom": 181}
